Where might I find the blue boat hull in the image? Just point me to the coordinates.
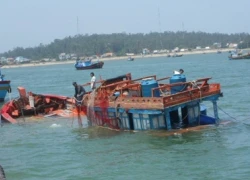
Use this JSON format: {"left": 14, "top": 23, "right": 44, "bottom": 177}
{"left": 75, "top": 61, "right": 104, "bottom": 70}
{"left": 0, "top": 81, "right": 11, "bottom": 102}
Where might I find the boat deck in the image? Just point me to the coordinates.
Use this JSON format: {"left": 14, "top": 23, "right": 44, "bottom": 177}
{"left": 83, "top": 76, "right": 222, "bottom": 110}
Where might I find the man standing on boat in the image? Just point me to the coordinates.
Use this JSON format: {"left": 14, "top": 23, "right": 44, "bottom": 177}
{"left": 90, "top": 72, "right": 96, "bottom": 90}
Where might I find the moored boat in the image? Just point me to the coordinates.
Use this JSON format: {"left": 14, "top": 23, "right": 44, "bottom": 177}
{"left": 0, "top": 87, "right": 85, "bottom": 124}
{"left": 75, "top": 59, "right": 104, "bottom": 70}
{"left": 172, "top": 54, "right": 183, "bottom": 57}
{"left": 80, "top": 72, "right": 223, "bottom": 131}
{"left": 228, "top": 52, "right": 250, "bottom": 60}
{"left": 127, "top": 57, "right": 134, "bottom": 61}
{"left": 0, "top": 68, "right": 11, "bottom": 102}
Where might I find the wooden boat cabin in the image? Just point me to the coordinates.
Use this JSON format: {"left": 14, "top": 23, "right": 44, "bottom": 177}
{"left": 82, "top": 73, "right": 223, "bottom": 131}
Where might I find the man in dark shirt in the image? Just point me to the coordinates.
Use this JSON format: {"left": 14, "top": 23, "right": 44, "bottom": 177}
{"left": 72, "top": 82, "right": 86, "bottom": 127}
{"left": 73, "top": 82, "right": 86, "bottom": 106}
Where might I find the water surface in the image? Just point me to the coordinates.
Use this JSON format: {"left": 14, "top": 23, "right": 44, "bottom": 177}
{"left": 1, "top": 53, "right": 250, "bottom": 180}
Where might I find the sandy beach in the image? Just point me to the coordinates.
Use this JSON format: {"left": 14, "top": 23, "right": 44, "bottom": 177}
{"left": 1, "top": 48, "right": 235, "bottom": 69}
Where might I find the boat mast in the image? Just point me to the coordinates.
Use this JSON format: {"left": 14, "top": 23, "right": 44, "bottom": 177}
{"left": 157, "top": 7, "right": 163, "bottom": 49}
{"left": 77, "top": 16, "right": 79, "bottom": 35}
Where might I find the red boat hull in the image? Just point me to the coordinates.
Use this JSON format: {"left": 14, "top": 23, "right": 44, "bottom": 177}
{"left": 0, "top": 87, "right": 85, "bottom": 124}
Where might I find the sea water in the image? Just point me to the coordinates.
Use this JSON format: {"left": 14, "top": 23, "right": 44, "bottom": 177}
{"left": 1, "top": 52, "right": 250, "bottom": 180}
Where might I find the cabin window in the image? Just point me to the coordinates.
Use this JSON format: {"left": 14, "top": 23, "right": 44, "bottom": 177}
{"left": 151, "top": 114, "right": 165, "bottom": 129}
{"left": 188, "top": 103, "right": 199, "bottom": 125}
{"left": 120, "top": 112, "right": 130, "bottom": 129}
{"left": 132, "top": 113, "right": 150, "bottom": 130}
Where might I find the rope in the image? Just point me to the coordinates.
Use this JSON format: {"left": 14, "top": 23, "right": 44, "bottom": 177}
{"left": 217, "top": 106, "right": 250, "bottom": 125}
{"left": 189, "top": 80, "right": 203, "bottom": 102}
{"left": 217, "top": 106, "right": 238, "bottom": 121}
{"left": 73, "top": 94, "right": 88, "bottom": 104}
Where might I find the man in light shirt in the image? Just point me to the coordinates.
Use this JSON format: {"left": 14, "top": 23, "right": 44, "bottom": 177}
{"left": 173, "top": 68, "right": 184, "bottom": 74}
{"left": 90, "top": 72, "right": 96, "bottom": 90}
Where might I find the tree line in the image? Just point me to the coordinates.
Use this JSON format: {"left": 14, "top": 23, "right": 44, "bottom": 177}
{"left": 1, "top": 31, "right": 250, "bottom": 60}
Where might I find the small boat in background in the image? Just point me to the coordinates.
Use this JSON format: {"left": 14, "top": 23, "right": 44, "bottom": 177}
{"left": 127, "top": 57, "right": 134, "bottom": 61}
{"left": 172, "top": 53, "right": 183, "bottom": 57}
{"left": 229, "top": 52, "right": 250, "bottom": 60}
{"left": 75, "top": 58, "right": 104, "bottom": 70}
{"left": 0, "top": 68, "right": 11, "bottom": 102}
{"left": 1, "top": 87, "right": 84, "bottom": 124}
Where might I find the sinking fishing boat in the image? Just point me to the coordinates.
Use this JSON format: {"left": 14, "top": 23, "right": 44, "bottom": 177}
{"left": 81, "top": 73, "right": 223, "bottom": 131}
{"left": 75, "top": 59, "right": 104, "bottom": 70}
{"left": 0, "top": 87, "right": 84, "bottom": 124}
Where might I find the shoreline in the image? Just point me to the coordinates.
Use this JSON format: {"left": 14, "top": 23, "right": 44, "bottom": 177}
{"left": 1, "top": 48, "right": 238, "bottom": 69}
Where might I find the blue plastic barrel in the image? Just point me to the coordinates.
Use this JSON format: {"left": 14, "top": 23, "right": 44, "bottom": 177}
{"left": 200, "top": 104, "right": 207, "bottom": 115}
{"left": 141, "top": 79, "right": 160, "bottom": 97}
{"left": 169, "top": 74, "right": 187, "bottom": 94}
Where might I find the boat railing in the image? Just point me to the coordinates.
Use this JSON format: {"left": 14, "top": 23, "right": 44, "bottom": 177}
{"left": 156, "top": 77, "right": 171, "bottom": 82}
{"left": 102, "top": 75, "right": 158, "bottom": 90}
{"left": 113, "top": 83, "right": 141, "bottom": 97}
{"left": 82, "top": 80, "right": 105, "bottom": 87}
{"left": 132, "top": 75, "right": 157, "bottom": 81}
{"left": 101, "top": 79, "right": 132, "bottom": 89}
{"left": 87, "top": 82, "right": 221, "bottom": 109}
{"left": 162, "top": 83, "right": 221, "bottom": 107}
{"left": 152, "top": 77, "right": 212, "bottom": 97}
{"left": 108, "top": 83, "right": 220, "bottom": 109}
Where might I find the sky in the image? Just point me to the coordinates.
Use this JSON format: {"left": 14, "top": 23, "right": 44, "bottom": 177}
{"left": 0, "top": 0, "right": 250, "bottom": 53}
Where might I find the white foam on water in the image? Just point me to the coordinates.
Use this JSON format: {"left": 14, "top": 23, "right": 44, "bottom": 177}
{"left": 50, "top": 123, "right": 62, "bottom": 128}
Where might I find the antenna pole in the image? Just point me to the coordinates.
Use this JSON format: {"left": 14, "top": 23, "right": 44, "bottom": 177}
{"left": 157, "top": 7, "right": 163, "bottom": 49}
{"left": 77, "top": 16, "right": 79, "bottom": 35}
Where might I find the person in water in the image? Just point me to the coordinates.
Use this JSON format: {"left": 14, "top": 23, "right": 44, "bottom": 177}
{"left": 72, "top": 82, "right": 86, "bottom": 127}
{"left": 73, "top": 82, "right": 86, "bottom": 105}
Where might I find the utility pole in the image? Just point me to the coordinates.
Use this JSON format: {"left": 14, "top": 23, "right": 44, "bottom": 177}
{"left": 77, "top": 16, "right": 79, "bottom": 35}
{"left": 157, "top": 7, "right": 163, "bottom": 49}
{"left": 182, "top": 22, "right": 185, "bottom": 39}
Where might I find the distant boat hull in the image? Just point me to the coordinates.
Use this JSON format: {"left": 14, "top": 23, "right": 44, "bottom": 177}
{"left": 127, "top": 57, "right": 134, "bottom": 61}
{"left": 75, "top": 61, "right": 104, "bottom": 70}
{"left": 0, "top": 81, "right": 11, "bottom": 102}
{"left": 229, "top": 53, "right": 250, "bottom": 60}
{"left": 172, "top": 54, "right": 183, "bottom": 57}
